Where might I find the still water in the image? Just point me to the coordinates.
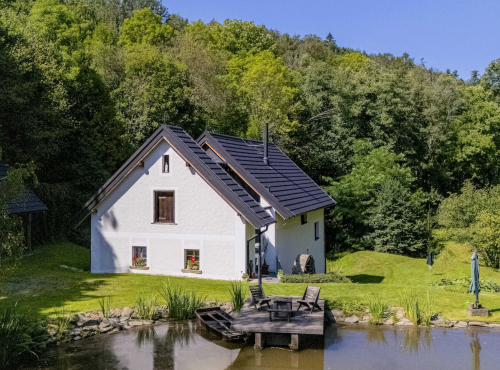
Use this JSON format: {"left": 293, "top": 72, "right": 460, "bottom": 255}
{"left": 25, "top": 322, "right": 500, "bottom": 370}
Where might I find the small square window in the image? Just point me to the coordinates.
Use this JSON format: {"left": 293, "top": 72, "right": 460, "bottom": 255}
{"left": 301, "top": 213, "right": 308, "bottom": 225}
{"left": 185, "top": 249, "right": 200, "bottom": 271}
{"left": 163, "top": 155, "right": 170, "bottom": 173}
{"left": 314, "top": 221, "right": 320, "bottom": 241}
{"left": 132, "top": 246, "right": 147, "bottom": 266}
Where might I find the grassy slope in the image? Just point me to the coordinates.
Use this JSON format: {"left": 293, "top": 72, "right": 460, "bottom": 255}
{"left": 1, "top": 241, "right": 499, "bottom": 322}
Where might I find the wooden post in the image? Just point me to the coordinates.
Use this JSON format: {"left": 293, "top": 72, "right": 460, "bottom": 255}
{"left": 290, "top": 334, "right": 299, "bottom": 351}
{"left": 27, "top": 213, "right": 32, "bottom": 252}
{"left": 255, "top": 332, "right": 264, "bottom": 349}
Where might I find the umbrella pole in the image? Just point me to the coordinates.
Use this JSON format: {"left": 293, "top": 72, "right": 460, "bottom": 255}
{"left": 476, "top": 291, "right": 479, "bottom": 308}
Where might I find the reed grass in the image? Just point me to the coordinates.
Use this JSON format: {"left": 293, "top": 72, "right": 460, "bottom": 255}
{"left": 135, "top": 293, "right": 157, "bottom": 320}
{"left": 52, "top": 306, "right": 72, "bottom": 338}
{"left": 229, "top": 280, "right": 246, "bottom": 312}
{"left": 368, "top": 296, "right": 388, "bottom": 324}
{"left": 157, "top": 280, "right": 205, "bottom": 320}
{"left": 0, "top": 306, "right": 47, "bottom": 368}
{"left": 399, "top": 290, "right": 434, "bottom": 325}
{"left": 98, "top": 295, "right": 112, "bottom": 318}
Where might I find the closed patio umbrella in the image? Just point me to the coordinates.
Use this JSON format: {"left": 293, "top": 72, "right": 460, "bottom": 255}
{"left": 427, "top": 252, "right": 434, "bottom": 271}
{"left": 469, "top": 251, "right": 481, "bottom": 308}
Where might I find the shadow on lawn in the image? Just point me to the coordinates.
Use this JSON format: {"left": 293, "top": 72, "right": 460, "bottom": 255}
{"left": 348, "top": 274, "right": 385, "bottom": 284}
{"left": 0, "top": 242, "right": 119, "bottom": 318}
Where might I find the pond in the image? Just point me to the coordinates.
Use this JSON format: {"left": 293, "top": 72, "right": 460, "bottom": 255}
{"left": 23, "top": 322, "right": 500, "bottom": 370}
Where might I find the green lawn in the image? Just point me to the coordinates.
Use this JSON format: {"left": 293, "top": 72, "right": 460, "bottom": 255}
{"left": 1, "top": 241, "right": 499, "bottom": 322}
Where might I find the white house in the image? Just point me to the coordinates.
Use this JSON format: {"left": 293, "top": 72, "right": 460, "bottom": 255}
{"left": 74, "top": 125, "right": 335, "bottom": 280}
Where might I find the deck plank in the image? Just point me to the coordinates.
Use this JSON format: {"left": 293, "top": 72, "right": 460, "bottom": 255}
{"left": 231, "top": 296, "right": 324, "bottom": 335}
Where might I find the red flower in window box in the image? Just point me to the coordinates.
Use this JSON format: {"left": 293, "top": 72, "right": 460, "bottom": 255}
{"left": 187, "top": 255, "right": 199, "bottom": 270}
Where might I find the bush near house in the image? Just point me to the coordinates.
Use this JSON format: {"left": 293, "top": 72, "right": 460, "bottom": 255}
{"left": 280, "top": 273, "right": 352, "bottom": 284}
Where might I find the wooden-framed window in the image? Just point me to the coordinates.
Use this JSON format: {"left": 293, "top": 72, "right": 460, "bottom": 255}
{"left": 184, "top": 249, "right": 200, "bottom": 270}
{"left": 154, "top": 191, "right": 175, "bottom": 224}
{"left": 314, "top": 221, "right": 320, "bottom": 240}
{"left": 162, "top": 155, "right": 170, "bottom": 173}
{"left": 132, "top": 246, "right": 147, "bottom": 266}
{"left": 301, "top": 213, "right": 308, "bottom": 225}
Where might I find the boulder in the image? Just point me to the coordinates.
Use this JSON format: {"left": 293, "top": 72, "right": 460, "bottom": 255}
{"left": 395, "top": 318, "right": 414, "bottom": 326}
{"left": 77, "top": 319, "right": 100, "bottom": 328}
{"left": 128, "top": 320, "right": 144, "bottom": 327}
{"left": 121, "top": 307, "right": 134, "bottom": 318}
{"left": 73, "top": 336, "right": 81, "bottom": 341}
{"left": 469, "top": 321, "right": 486, "bottom": 327}
{"left": 142, "top": 320, "right": 153, "bottom": 326}
{"left": 330, "top": 309, "right": 343, "bottom": 318}
{"left": 47, "top": 324, "right": 58, "bottom": 337}
{"left": 81, "top": 325, "right": 99, "bottom": 332}
{"left": 455, "top": 321, "right": 467, "bottom": 328}
{"left": 110, "top": 308, "right": 122, "bottom": 318}
{"left": 345, "top": 315, "right": 359, "bottom": 324}
{"left": 384, "top": 318, "right": 394, "bottom": 325}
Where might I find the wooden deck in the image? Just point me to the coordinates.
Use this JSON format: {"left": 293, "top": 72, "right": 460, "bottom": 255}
{"left": 231, "top": 296, "right": 325, "bottom": 335}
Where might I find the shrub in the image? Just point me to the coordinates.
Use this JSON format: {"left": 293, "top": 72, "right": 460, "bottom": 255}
{"left": 135, "top": 293, "right": 157, "bottom": 320}
{"left": 280, "top": 273, "right": 351, "bottom": 284}
{"left": 432, "top": 278, "right": 500, "bottom": 293}
{"left": 325, "top": 299, "right": 368, "bottom": 316}
{"left": 0, "top": 306, "right": 47, "bottom": 368}
{"left": 229, "top": 280, "right": 246, "bottom": 312}
{"left": 368, "top": 296, "right": 388, "bottom": 324}
{"left": 157, "top": 280, "right": 205, "bottom": 320}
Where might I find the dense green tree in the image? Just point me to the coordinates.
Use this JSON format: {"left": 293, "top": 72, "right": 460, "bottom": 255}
{"left": 119, "top": 8, "right": 173, "bottom": 48}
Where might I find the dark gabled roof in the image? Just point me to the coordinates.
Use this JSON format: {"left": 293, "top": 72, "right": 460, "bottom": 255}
{"left": 0, "top": 162, "right": 48, "bottom": 215}
{"left": 73, "top": 125, "right": 274, "bottom": 229}
{"left": 197, "top": 132, "right": 335, "bottom": 219}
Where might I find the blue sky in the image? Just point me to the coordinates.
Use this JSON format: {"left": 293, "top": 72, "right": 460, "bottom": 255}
{"left": 165, "top": 0, "right": 500, "bottom": 80}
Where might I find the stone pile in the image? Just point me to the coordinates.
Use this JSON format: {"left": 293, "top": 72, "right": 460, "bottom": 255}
{"left": 46, "top": 306, "right": 169, "bottom": 343}
{"left": 327, "top": 307, "right": 500, "bottom": 329}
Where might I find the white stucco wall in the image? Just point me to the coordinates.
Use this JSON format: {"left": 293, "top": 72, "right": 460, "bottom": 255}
{"left": 90, "top": 139, "right": 246, "bottom": 280}
{"left": 275, "top": 208, "right": 325, "bottom": 274}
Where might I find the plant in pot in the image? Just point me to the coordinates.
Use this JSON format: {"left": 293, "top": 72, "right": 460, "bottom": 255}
{"left": 132, "top": 254, "right": 146, "bottom": 267}
{"left": 187, "top": 256, "right": 199, "bottom": 270}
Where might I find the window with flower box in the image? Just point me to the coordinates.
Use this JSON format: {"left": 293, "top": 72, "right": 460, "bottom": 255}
{"left": 183, "top": 249, "right": 200, "bottom": 273}
{"left": 132, "top": 246, "right": 148, "bottom": 269}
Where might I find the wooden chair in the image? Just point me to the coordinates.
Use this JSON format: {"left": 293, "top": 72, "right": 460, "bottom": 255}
{"left": 296, "top": 286, "right": 322, "bottom": 313}
{"left": 249, "top": 285, "right": 272, "bottom": 310}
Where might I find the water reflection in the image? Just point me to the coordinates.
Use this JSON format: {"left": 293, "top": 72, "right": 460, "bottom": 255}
{"left": 28, "top": 323, "right": 500, "bottom": 370}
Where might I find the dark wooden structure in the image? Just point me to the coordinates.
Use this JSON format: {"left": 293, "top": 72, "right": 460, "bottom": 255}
{"left": 195, "top": 307, "right": 245, "bottom": 341}
{"left": 268, "top": 297, "right": 293, "bottom": 322}
{"left": 249, "top": 285, "right": 272, "bottom": 310}
{"left": 0, "top": 162, "right": 47, "bottom": 251}
{"left": 297, "top": 286, "right": 322, "bottom": 313}
{"left": 232, "top": 296, "right": 325, "bottom": 350}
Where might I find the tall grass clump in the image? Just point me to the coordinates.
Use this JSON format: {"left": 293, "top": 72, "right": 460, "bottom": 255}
{"left": 158, "top": 279, "right": 205, "bottom": 320}
{"left": 229, "top": 280, "right": 246, "bottom": 312}
{"left": 98, "top": 295, "right": 112, "bottom": 318}
{"left": 52, "top": 306, "right": 72, "bottom": 338}
{"left": 326, "top": 260, "right": 346, "bottom": 275}
{"left": 368, "top": 296, "right": 388, "bottom": 324}
{"left": 420, "top": 291, "right": 434, "bottom": 326}
{"left": 0, "top": 306, "right": 47, "bottom": 368}
{"left": 399, "top": 290, "right": 434, "bottom": 325}
{"left": 135, "top": 293, "right": 158, "bottom": 320}
{"left": 400, "top": 290, "right": 420, "bottom": 324}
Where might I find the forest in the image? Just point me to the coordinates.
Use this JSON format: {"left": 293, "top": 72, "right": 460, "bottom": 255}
{"left": 2, "top": 0, "right": 500, "bottom": 267}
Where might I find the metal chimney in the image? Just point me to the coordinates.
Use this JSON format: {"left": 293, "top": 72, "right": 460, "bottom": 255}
{"left": 263, "top": 122, "right": 269, "bottom": 166}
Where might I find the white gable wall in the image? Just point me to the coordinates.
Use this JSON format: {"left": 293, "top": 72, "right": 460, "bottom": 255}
{"left": 90, "top": 139, "right": 246, "bottom": 280}
{"left": 275, "top": 208, "right": 325, "bottom": 274}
